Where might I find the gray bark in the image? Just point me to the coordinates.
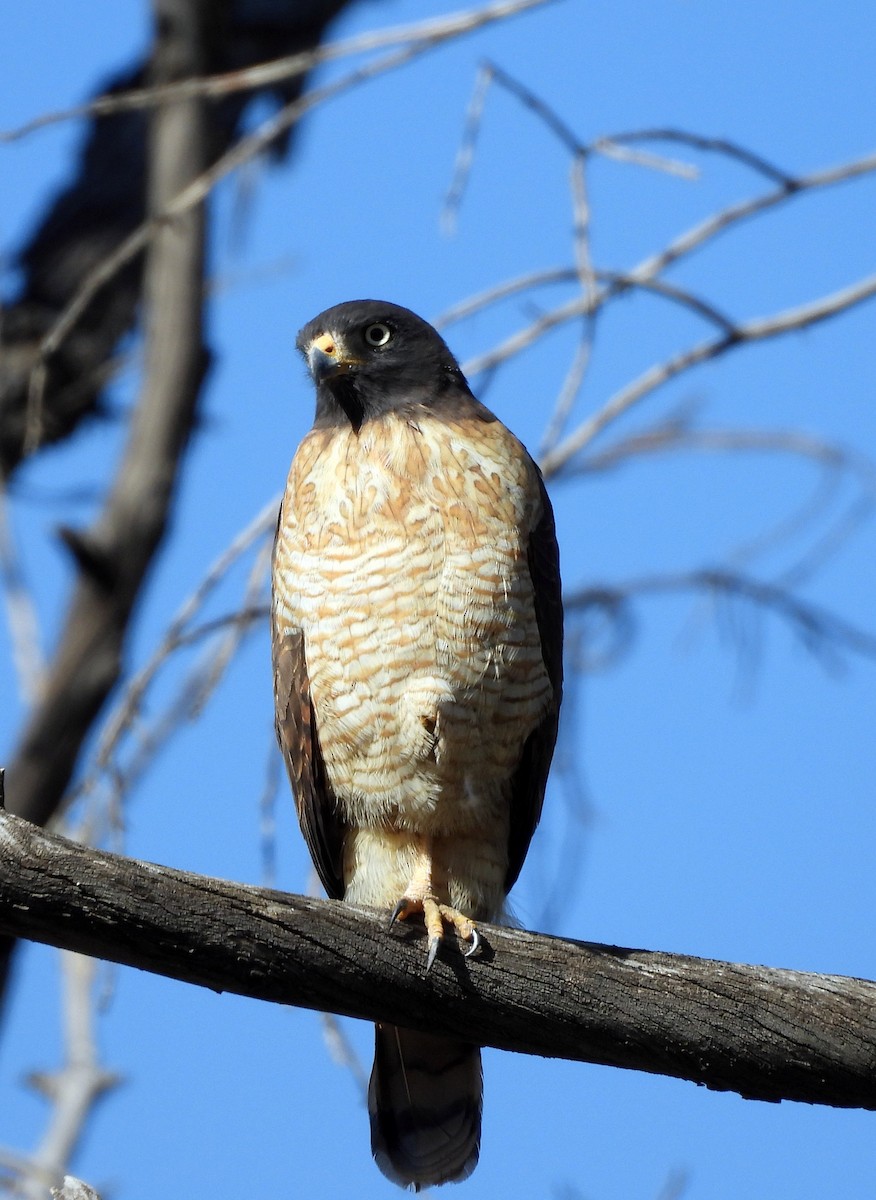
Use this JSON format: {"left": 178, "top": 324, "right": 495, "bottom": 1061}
{"left": 1, "top": 805, "right": 873, "bottom": 1112}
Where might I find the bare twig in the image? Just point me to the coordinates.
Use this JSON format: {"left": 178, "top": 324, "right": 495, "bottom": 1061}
{"left": 1, "top": 0, "right": 552, "bottom": 144}
{"left": 65, "top": 499, "right": 277, "bottom": 839}
{"left": 581, "top": 424, "right": 876, "bottom": 585}
{"left": 442, "top": 61, "right": 494, "bottom": 232}
{"left": 590, "top": 138, "right": 698, "bottom": 179}
{"left": 540, "top": 336, "right": 593, "bottom": 456}
{"left": 0, "top": 486, "right": 45, "bottom": 703}
{"left": 600, "top": 128, "right": 795, "bottom": 185}
{"left": 26, "top": 0, "right": 553, "bottom": 401}
{"left": 440, "top": 266, "right": 737, "bottom": 335}
{"left": 188, "top": 532, "right": 273, "bottom": 719}
{"left": 443, "top": 61, "right": 700, "bottom": 232}
{"left": 629, "top": 151, "right": 876, "bottom": 286}
{"left": 445, "top": 144, "right": 876, "bottom": 393}
{"left": 654, "top": 1169, "right": 690, "bottom": 1200}
{"left": 258, "top": 746, "right": 282, "bottom": 889}
{"left": 91, "top": 608, "right": 268, "bottom": 829}
{"left": 436, "top": 266, "right": 575, "bottom": 326}
{"left": 539, "top": 271, "right": 876, "bottom": 475}
{"left": 12, "top": 953, "right": 119, "bottom": 1200}
{"left": 537, "top": 155, "right": 598, "bottom": 452}
{"left": 484, "top": 61, "right": 584, "bottom": 156}
{"left": 565, "top": 569, "right": 876, "bottom": 665}
{"left": 7, "top": 1, "right": 212, "bottom": 824}
{"left": 320, "top": 1013, "right": 370, "bottom": 1096}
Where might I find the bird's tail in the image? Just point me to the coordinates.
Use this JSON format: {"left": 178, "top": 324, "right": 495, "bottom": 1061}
{"left": 368, "top": 1024, "right": 482, "bottom": 1189}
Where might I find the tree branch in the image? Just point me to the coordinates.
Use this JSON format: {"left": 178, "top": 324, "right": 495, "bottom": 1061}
{"left": 24, "top": 0, "right": 550, "bottom": 407}
{"left": 0, "top": 0, "right": 550, "bottom": 144}
{"left": 0, "top": 0, "right": 212, "bottom": 1014}
{"left": 13, "top": 953, "right": 118, "bottom": 1200}
{"left": 6, "top": 2, "right": 211, "bottom": 832}
{"left": 0, "top": 805, "right": 873, "bottom": 1113}
{"left": 539, "top": 271, "right": 876, "bottom": 475}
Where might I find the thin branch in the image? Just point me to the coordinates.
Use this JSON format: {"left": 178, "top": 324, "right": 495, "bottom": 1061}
{"left": 537, "top": 155, "right": 598, "bottom": 452}
{"left": 0, "top": 485, "right": 45, "bottom": 704}
{"left": 439, "top": 267, "right": 735, "bottom": 334}
{"left": 64, "top": 503, "right": 276, "bottom": 840}
{"left": 441, "top": 61, "right": 494, "bottom": 233}
{"left": 540, "top": 271, "right": 876, "bottom": 475}
{"left": 628, "top": 150, "right": 876, "bottom": 287}
{"left": 16, "top": 954, "right": 118, "bottom": 1200}
{"left": 188, "top": 533, "right": 273, "bottom": 719}
{"left": 778, "top": 490, "right": 875, "bottom": 591}
{"left": 600, "top": 128, "right": 796, "bottom": 186}
{"left": 93, "top": 611, "right": 268, "bottom": 829}
{"left": 258, "top": 745, "right": 282, "bottom": 889}
{"left": 580, "top": 425, "right": 855, "bottom": 476}
{"left": 436, "top": 266, "right": 575, "bottom": 325}
{"left": 485, "top": 63, "right": 704, "bottom": 178}
{"left": 320, "top": 1013, "right": 370, "bottom": 1097}
{"left": 0, "top": 0, "right": 552, "bottom": 144}
{"left": 7, "top": 4, "right": 211, "bottom": 828}
{"left": 449, "top": 148, "right": 876, "bottom": 385}
{"left": 580, "top": 424, "right": 876, "bottom": 585}
{"left": 443, "top": 61, "right": 710, "bottom": 234}
{"left": 443, "top": 59, "right": 698, "bottom": 235}
{"left": 80, "top": 495, "right": 278, "bottom": 787}
{"left": 590, "top": 137, "right": 698, "bottom": 179}
{"left": 564, "top": 568, "right": 876, "bottom": 664}
{"left": 0, "top": 808, "right": 874, "bottom": 1112}
{"left": 486, "top": 61, "right": 584, "bottom": 155}
{"left": 540, "top": 335, "right": 593, "bottom": 456}
{"left": 26, "top": 0, "right": 553, "bottom": 395}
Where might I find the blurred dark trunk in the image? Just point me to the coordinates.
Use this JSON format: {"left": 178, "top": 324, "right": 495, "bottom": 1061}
{"left": 0, "top": 0, "right": 357, "bottom": 476}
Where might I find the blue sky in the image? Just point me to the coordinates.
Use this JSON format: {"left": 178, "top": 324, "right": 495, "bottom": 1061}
{"left": 1, "top": 2, "right": 875, "bottom": 1198}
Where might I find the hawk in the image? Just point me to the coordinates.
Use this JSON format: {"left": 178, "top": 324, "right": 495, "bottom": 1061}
{"left": 271, "top": 300, "right": 562, "bottom": 1188}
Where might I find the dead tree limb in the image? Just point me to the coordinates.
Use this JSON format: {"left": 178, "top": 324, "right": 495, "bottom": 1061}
{"left": 0, "top": 806, "right": 873, "bottom": 1114}
{"left": 0, "top": 0, "right": 360, "bottom": 474}
{"left": 0, "top": 0, "right": 212, "bottom": 1011}
{"left": 6, "top": 1, "right": 210, "bottom": 833}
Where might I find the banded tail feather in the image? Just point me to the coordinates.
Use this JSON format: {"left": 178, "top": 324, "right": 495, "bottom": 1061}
{"left": 369, "top": 1025, "right": 482, "bottom": 1189}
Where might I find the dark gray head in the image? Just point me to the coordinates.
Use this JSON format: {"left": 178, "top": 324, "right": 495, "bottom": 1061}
{"left": 296, "top": 300, "right": 477, "bottom": 431}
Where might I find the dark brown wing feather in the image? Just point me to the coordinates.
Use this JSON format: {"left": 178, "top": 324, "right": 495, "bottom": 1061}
{"left": 505, "top": 470, "right": 563, "bottom": 891}
{"left": 272, "top": 619, "right": 346, "bottom": 900}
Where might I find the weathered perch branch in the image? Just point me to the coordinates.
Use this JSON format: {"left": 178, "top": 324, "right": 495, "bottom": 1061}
{"left": 0, "top": 805, "right": 873, "bottom": 1112}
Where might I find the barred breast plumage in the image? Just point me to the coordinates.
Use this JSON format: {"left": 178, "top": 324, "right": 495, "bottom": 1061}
{"left": 273, "top": 410, "right": 552, "bottom": 915}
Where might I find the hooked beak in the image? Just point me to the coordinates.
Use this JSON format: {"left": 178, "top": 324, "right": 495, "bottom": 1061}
{"left": 306, "top": 331, "right": 360, "bottom": 382}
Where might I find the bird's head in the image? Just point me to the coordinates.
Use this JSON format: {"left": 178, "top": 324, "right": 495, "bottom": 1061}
{"left": 296, "top": 300, "right": 472, "bottom": 432}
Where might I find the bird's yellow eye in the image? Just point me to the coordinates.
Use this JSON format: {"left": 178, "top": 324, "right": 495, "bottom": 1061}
{"left": 364, "top": 322, "right": 393, "bottom": 347}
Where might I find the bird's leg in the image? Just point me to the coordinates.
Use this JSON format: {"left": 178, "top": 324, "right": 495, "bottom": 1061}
{"left": 389, "top": 838, "right": 481, "bottom": 970}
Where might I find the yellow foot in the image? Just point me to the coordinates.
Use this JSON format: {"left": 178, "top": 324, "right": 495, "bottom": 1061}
{"left": 389, "top": 895, "right": 481, "bottom": 971}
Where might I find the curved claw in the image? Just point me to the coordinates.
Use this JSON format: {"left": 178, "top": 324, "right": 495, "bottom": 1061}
{"left": 426, "top": 935, "right": 441, "bottom": 973}
{"left": 463, "top": 926, "right": 481, "bottom": 959}
{"left": 388, "top": 893, "right": 481, "bottom": 968}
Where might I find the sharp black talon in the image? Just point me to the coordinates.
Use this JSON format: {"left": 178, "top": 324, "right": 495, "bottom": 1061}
{"left": 464, "top": 927, "right": 481, "bottom": 959}
{"left": 426, "top": 935, "right": 441, "bottom": 972}
{"left": 389, "top": 898, "right": 408, "bottom": 928}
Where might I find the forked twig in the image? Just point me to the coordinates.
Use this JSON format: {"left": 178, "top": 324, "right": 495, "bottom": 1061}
{"left": 24, "top": 0, "right": 553, "bottom": 422}
{"left": 565, "top": 568, "right": 876, "bottom": 664}
{"left": 1, "top": 0, "right": 551, "bottom": 144}
{"left": 540, "top": 271, "right": 876, "bottom": 475}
